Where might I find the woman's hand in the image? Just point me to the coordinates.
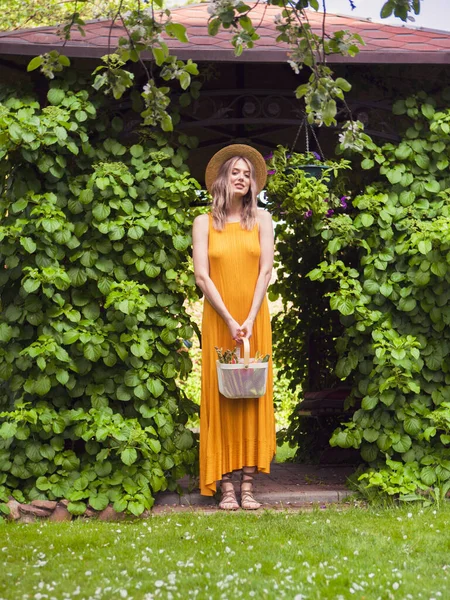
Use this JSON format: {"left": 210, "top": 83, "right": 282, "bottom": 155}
{"left": 239, "top": 318, "right": 254, "bottom": 340}
{"left": 228, "top": 319, "right": 244, "bottom": 343}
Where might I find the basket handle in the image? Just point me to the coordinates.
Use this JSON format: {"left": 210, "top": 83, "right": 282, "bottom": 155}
{"left": 241, "top": 336, "right": 250, "bottom": 367}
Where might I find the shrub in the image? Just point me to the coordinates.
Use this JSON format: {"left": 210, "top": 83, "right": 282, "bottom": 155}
{"left": 311, "top": 90, "right": 450, "bottom": 499}
{"left": 0, "top": 77, "right": 200, "bottom": 515}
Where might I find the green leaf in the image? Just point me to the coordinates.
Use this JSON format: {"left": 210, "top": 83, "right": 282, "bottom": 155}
{"left": 121, "top": 447, "right": 138, "bottom": 466}
{"left": 130, "top": 144, "right": 143, "bottom": 158}
{"left": 175, "top": 429, "right": 193, "bottom": 450}
{"left": 208, "top": 17, "right": 221, "bottom": 36}
{"left": 20, "top": 237, "right": 37, "bottom": 253}
{"left": 392, "top": 100, "right": 405, "bottom": 115}
{"left": 148, "top": 438, "right": 161, "bottom": 453}
{"left": 23, "top": 278, "right": 40, "bottom": 293}
{"left": 385, "top": 169, "right": 402, "bottom": 185}
{"left": 79, "top": 189, "right": 94, "bottom": 204}
{"left": 421, "top": 104, "right": 435, "bottom": 119}
{"left": 161, "top": 329, "right": 176, "bottom": 345}
{"left": 67, "top": 502, "right": 87, "bottom": 515}
{"left": 415, "top": 154, "right": 430, "bottom": 169}
{"left": 113, "top": 497, "right": 128, "bottom": 513}
{"left": 424, "top": 180, "right": 440, "bottom": 194}
{"left": 47, "top": 88, "right": 65, "bottom": 105}
{"left": 152, "top": 47, "right": 166, "bottom": 66}
{"left": 380, "top": 1, "right": 394, "bottom": 18}
{"left": 0, "top": 323, "right": 13, "bottom": 343}
{"left": 147, "top": 378, "right": 164, "bottom": 398}
{"left": 35, "top": 375, "right": 51, "bottom": 396}
{"left": 27, "top": 56, "right": 43, "bottom": 72}
{"left": 36, "top": 476, "right": 51, "bottom": 491}
{"left": 95, "top": 461, "right": 112, "bottom": 477}
{"left": 63, "top": 330, "right": 79, "bottom": 344}
{"left": 330, "top": 296, "right": 354, "bottom": 316}
{"left": 58, "top": 55, "right": 70, "bottom": 67}
{"left": 116, "top": 386, "right": 131, "bottom": 402}
{"left": 394, "top": 144, "right": 412, "bottom": 160}
{"left": 392, "top": 434, "right": 411, "bottom": 454}
{"left": 361, "top": 396, "right": 378, "bottom": 411}
{"left": 89, "top": 493, "right": 109, "bottom": 511}
{"left": 363, "top": 280, "right": 379, "bottom": 295}
{"left": 165, "top": 22, "right": 189, "bottom": 43}
{"left": 418, "top": 239, "right": 432, "bottom": 255}
{"left": 173, "top": 235, "right": 190, "bottom": 251}
{"left": 161, "top": 114, "right": 173, "bottom": 132}
{"left": 157, "top": 293, "right": 174, "bottom": 308}
{"left": 162, "top": 363, "right": 177, "bottom": 379}
{"left": 128, "top": 501, "right": 145, "bottom": 516}
{"left": 0, "top": 422, "right": 17, "bottom": 439}
{"left": 363, "top": 429, "right": 379, "bottom": 443}
{"left": 380, "top": 283, "right": 393, "bottom": 297}
{"left": 420, "top": 466, "right": 437, "bottom": 486}
{"left": 404, "top": 417, "right": 421, "bottom": 436}
{"left": 398, "top": 297, "right": 416, "bottom": 312}
{"left": 4, "top": 305, "right": 22, "bottom": 323}
{"left": 380, "top": 391, "right": 395, "bottom": 406}
{"left": 56, "top": 369, "right": 69, "bottom": 385}
{"left": 84, "top": 343, "right": 102, "bottom": 362}
{"left": 25, "top": 441, "right": 42, "bottom": 462}
{"left": 431, "top": 262, "right": 447, "bottom": 277}
{"left": 360, "top": 213, "right": 374, "bottom": 227}
{"left": 361, "top": 158, "right": 374, "bottom": 170}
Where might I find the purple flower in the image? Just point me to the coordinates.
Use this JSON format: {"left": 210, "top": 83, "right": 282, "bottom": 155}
{"left": 304, "top": 209, "right": 313, "bottom": 219}
{"left": 340, "top": 196, "right": 348, "bottom": 209}
{"left": 264, "top": 152, "right": 274, "bottom": 161}
{"left": 326, "top": 209, "right": 335, "bottom": 217}
{"left": 267, "top": 169, "right": 276, "bottom": 175}
{"left": 312, "top": 151, "right": 321, "bottom": 161}
{"left": 323, "top": 198, "right": 329, "bottom": 203}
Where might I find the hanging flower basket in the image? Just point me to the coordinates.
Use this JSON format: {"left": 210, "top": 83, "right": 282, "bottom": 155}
{"left": 264, "top": 145, "right": 351, "bottom": 226}
{"left": 285, "top": 163, "right": 333, "bottom": 184}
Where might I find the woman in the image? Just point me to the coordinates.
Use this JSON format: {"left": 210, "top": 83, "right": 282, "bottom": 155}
{"left": 192, "top": 144, "right": 276, "bottom": 510}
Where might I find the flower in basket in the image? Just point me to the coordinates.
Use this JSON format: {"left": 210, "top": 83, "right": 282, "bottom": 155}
{"left": 215, "top": 347, "right": 270, "bottom": 364}
{"left": 264, "top": 145, "right": 351, "bottom": 228}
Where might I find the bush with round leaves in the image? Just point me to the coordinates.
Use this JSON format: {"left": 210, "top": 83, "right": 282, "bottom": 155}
{"left": 0, "top": 78, "right": 200, "bottom": 516}
{"left": 309, "top": 89, "right": 450, "bottom": 501}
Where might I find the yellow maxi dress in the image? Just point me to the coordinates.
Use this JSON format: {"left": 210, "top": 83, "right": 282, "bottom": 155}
{"left": 200, "top": 215, "right": 276, "bottom": 496}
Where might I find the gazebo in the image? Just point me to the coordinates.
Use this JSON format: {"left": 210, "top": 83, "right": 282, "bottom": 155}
{"left": 1, "top": 4, "right": 450, "bottom": 180}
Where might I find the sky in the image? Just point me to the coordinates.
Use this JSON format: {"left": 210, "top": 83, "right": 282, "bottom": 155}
{"left": 328, "top": 0, "right": 450, "bottom": 31}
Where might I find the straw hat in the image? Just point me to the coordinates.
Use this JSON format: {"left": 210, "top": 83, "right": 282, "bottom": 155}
{"left": 205, "top": 144, "right": 267, "bottom": 193}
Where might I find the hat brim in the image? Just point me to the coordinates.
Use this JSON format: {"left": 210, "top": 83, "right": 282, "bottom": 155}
{"left": 205, "top": 144, "right": 267, "bottom": 194}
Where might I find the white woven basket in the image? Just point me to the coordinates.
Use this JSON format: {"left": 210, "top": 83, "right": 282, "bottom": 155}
{"left": 216, "top": 337, "right": 268, "bottom": 399}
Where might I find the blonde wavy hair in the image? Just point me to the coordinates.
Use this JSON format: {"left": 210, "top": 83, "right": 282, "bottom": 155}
{"left": 210, "top": 156, "right": 258, "bottom": 231}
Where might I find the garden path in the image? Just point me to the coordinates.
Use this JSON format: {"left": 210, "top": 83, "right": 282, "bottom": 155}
{"left": 154, "top": 462, "right": 354, "bottom": 512}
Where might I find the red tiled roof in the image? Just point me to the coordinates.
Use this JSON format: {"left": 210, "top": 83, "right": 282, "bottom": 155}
{"left": 1, "top": 3, "right": 450, "bottom": 64}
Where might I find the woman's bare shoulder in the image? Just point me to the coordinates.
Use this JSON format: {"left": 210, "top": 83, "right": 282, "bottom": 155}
{"left": 193, "top": 213, "right": 210, "bottom": 228}
{"left": 257, "top": 208, "right": 273, "bottom": 225}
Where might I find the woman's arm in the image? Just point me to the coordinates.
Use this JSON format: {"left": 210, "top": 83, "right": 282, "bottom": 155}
{"left": 192, "top": 214, "right": 243, "bottom": 341}
{"left": 239, "top": 210, "right": 274, "bottom": 340}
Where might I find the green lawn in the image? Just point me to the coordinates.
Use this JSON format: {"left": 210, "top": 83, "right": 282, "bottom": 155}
{"left": 1, "top": 506, "right": 450, "bottom": 599}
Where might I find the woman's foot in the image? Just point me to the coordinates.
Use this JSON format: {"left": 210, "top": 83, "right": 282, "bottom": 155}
{"left": 219, "top": 475, "right": 239, "bottom": 511}
{"left": 240, "top": 468, "right": 262, "bottom": 510}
